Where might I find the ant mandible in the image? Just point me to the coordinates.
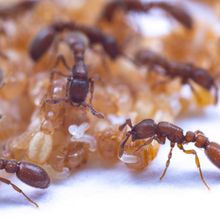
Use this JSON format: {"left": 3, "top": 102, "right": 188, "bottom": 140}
{"left": 0, "top": 0, "right": 39, "bottom": 19}
{"left": 134, "top": 49, "right": 218, "bottom": 104}
{"left": 0, "top": 159, "right": 50, "bottom": 207}
{"left": 99, "top": 0, "right": 193, "bottom": 30}
{"left": 45, "top": 33, "right": 104, "bottom": 119}
{"left": 119, "top": 118, "right": 220, "bottom": 189}
{"left": 29, "top": 20, "right": 123, "bottom": 62}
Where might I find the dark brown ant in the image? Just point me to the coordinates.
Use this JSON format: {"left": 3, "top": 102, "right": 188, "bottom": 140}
{"left": 29, "top": 20, "right": 123, "bottom": 62}
{"left": 0, "top": 159, "right": 50, "bottom": 207}
{"left": 45, "top": 33, "right": 104, "bottom": 119}
{"left": 119, "top": 118, "right": 220, "bottom": 189}
{"left": 134, "top": 49, "right": 218, "bottom": 104}
{"left": 99, "top": 0, "right": 193, "bottom": 30}
{"left": 0, "top": 0, "right": 39, "bottom": 19}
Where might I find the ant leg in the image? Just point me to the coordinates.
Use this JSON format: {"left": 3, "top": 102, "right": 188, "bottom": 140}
{"left": 133, "top": 137, "right": 154, "bottom": 153}
{"left": 92, "top": 48, "right": 112, "bottom": 75}
{"left": 89, "top": 78, "right": 95, "bottom": 104}
{"left": 177, "top": 143, "right": 210, "bottom": 190}
{"left": 0, "top": 51, "right": 8, "bottom": 60}
{"left": 48, "top": 70, "right": 69, "bottom": 97}
{"left": 50, "top": 70, "right": 69, "bottom": 82}
{"left": 81, "top": 102, "right": 104, "bottom": 119}
{"left": 213, "top": 83, "right": 218, "bottom": 105}
{"left": 45, "top": 97, "right": 68, "bottom": 104}
{"left": 0, "top": 68, "right": 4, "bottom": 88}
{"left": 119, "top": 118, "right": 133, "bottom": 131}
{"left": 160, "top": 142, "right": 175, "bottom": 180}
{"left": 119, "top": 132, "right": 131, "bottom": 158}
{"left": 0, "top": 176, "right": 38, "bottom": 207}
{"left": 189, "top": 83, "right": 204, "bottom": 104}
{"left": 53, "top": 54, "right": 71, "bottom": 70}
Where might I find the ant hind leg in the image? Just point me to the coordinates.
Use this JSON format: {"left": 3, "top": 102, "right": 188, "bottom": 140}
{"left": 82, "top": 102, "right": 104, "bottom": 119}
{"left": 177, "top": 143, "right": 210, "bottom": 190}
{"left": 89, "top": 78, "right": 95, "bottom": 104}
{"left": 0, "top": 176, "right": 38, "bottom": 207}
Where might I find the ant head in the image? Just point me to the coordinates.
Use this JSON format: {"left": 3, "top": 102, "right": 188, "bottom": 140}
{"left": 72, "top": 61, "right": 88, "bottom": 79}
{"left": 29, "top": 27, "right": 56, "bottom": 61}
{"left": 102, "top": 35, "right": 120, "bottom": 59}
{"left": 192, "top": 68, "right": 214, "bottom": 90}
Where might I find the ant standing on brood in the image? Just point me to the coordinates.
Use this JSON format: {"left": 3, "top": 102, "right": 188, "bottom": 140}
{"left": 119, "top": 118, "right": 220, "bottom": 189}
{"left": 45, "top": 33, "right": 104, "bottom": 119}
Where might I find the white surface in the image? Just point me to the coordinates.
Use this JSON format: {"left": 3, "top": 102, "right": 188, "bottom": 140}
{"left": 1, "top": 0, "right": 220, "bottom": 219}
{"left": 1, "top": 105, "right": 220, "bottom": 219}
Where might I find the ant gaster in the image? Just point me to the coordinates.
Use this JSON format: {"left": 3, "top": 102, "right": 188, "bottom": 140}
{"left": 0, "top": 159, "right": 50, "bottom": 207}
{"left": 45, "top": 33, "right": 104, "bottom": 119}
{"left": 29, "top": 20, "right": 122, "bottom": 62}
{"left": 119, "top": 118, "right": 220, "bottom": 189}
{"left": 135, "top": 49, "right": 218, "bottom": 104}
{"left": 0, "top": 0, "right": 39, "bottom": 19}
{"left": 100, "top": 0, "right": 193, "bottom": 30}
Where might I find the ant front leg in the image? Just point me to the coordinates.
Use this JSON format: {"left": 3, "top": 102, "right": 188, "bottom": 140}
{"left": 133, "top": 137, "right": 154, "bottom": 153}
{"left": 92, "top": 48, "right": 112, "bottom": 75}
{"left": 53, "top": 54, "right": 71, "bottom": 71}
{"left": 177, "top": 143, "right": 210, "bottom": 190}
{"left": 49, "top": 69, "right": 69, "bottom": 83}
{"left": 160, "top": 142, "right": 175, "bottom": 180}
{"left": 0, "top": 176, "right": 38, "bottom": 207}
{"left": 119, "top": 132, "right": 131, "bottom": 158}
{"left": 119, "top": 118, "right": 133, "bottom": 131}
{"left": 48, "top": 69, "right": 69, "bottom": 97}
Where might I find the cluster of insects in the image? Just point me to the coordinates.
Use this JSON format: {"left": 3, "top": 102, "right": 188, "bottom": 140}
{"left": 0, "top": 0, "right": 220, "bottom": 207}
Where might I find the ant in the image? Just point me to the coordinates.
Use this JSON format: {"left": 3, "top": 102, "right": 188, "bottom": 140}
{"left": 119, "top": 118, "right": 220, "bottom": 189}
{"left": 0, "top": 0, "right": 39, "bottom": 19}
{"left": 99, "top": 0, "right": 193, "bottom": 30}
{"left": 45, "top": 33, "right": 104, "bottom": 119}
{"left": 29, "top": 20, "right": 124, "bottom": 62}
{"left": 134, "top": 49, "right": 218, "bottom": 104}
{"left": 0, "top": 158, "right": 50, "bottom": 207}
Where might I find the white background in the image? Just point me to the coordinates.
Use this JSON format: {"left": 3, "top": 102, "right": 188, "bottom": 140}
{"left": 1, "top": 0, "right": 220, "bottom": 219}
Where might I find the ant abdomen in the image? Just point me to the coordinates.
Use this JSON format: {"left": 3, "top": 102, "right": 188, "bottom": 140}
{"left": 16, "top": 161, "right": 50, "bottom": 189}
{"left": 29, "top": 27, "right": 56, "bottom": 61}
{"left": 205, "top": 142, "right": 220, "bottom": 168}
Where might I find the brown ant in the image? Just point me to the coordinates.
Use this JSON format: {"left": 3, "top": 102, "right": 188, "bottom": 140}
{"left": 29, "top": 20, "right": 124, "bottom": 62}
{"left": 99, "top": 0, "right": 193, "bottom": 30}
{"left": 0, "top": 0, "right": 39, "bottom": 19}
{"left": 0, "top": 159, "right": 50, "bottom": 207}
{"left": 134, "top": 49, "right": 218, "bottom": 104}
{"left": 119, "top": 118, "right": 220, "bottom": 189}
{"left": 45, "top": 33, "right": 104, "bottom": 119}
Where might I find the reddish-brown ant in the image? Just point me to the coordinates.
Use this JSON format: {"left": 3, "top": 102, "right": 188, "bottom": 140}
{"left": 0, "top": 0, "right": 39, "bottom": 19}
{"left": 45, "top": 33, "right": 104, "bottom": 119}
{"left": 119, "top": 118, "right": 220, "bottom": 189}
{"left": 0, "top": 159, "right": 50, "bottom": 207}
{"left": 99, "top": 0, "right": 193, "bottom": 30}
{"left": 135, "top": 49, "right": 218, "bottom": 104}
{"left": 29, "top": 20, "right": 123, "bottom": 62}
